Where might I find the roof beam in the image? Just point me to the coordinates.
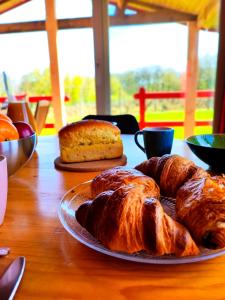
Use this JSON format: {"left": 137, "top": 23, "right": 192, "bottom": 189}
{"left": 0, "top": 11, "right": 197, "bottom": 34}
{"left": 0, "top": 0, "right": 30, "bottom": 14}
{"left": 111, "top": 10, "right": 196, "bottom": 25}
{"left": 128, "top": 0, "right": 197, "bottom": 20}
{"left": 116, "top": 0, "right": 128, "bottom": 10}
{"left": 0, "top": 18, "right": 92, "bottom": 33}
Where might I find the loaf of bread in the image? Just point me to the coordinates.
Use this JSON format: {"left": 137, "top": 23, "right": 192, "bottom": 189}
{"left": 58, "top": 119, "right": 123, "bottom": 163}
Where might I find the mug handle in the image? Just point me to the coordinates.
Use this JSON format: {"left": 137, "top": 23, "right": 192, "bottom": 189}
{"left": 134, "top": 131, "right": 145, "bottom": 153}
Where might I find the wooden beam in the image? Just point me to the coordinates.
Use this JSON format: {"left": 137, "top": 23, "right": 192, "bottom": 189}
{"left": 116, "top": 0, "right": 127, "bottom": 10}
{"left": 129, "top": 0, "right": 197, "bottom": 19}
{"left": 0, "top": 0, "right": 30, "bottom": 14}
{"left": 213, "top": 0, "right": 225, "bottom": 133}
{"left": 45, "top": 0, "right": 65, "bottom": 131}
{"left": 0, "top": 18, "right": 92, "bottom": 33}
{"left": 110, "top": 10, "right": 196, "bottom": 25}
{"left": 184, "top": 21, "right": 199, "bottom": 138}
{"left": 0, "top": 12, "right": 197, "bottom": 34}
{"left": 92, "top": 0, "right": 111, "bottom": 114}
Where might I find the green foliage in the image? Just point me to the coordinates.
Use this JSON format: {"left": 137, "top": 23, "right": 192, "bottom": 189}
{"left": 64, "top": 74, "right": 96, "bottom": 104}
{"left": 19, "top": 69, "right": 51, "bottom": 95}
{"left": 0, "top": 81, "right": 5, "bottom": 96}
{"left": 16, "top": 54, "right": 216, "bottom": 114}
{"left": 196, "top": 55, "right": 217, "bottom": 109}
{"left": 117, "top": 66, "right": 181, "bottom": 93}
{"left": 80, "top": 77, "right": 95, "bottom": 103}
{"left": 198, "top": 55, "right": 217, "bottom": 90}
{"left": 64, "top": 74, "right": 83, "bottom": 103}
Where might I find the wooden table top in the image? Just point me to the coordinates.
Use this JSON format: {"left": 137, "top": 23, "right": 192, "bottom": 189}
{"left": 0, "top": 135, "right": 224, "bottom": 300}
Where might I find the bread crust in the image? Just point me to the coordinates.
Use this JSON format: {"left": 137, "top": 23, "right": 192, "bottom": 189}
{"left": 58, "top": 119, "right": 123, "bottom": 163}
{"left": 59, "top": 119, "right": 120, "bottom": 138}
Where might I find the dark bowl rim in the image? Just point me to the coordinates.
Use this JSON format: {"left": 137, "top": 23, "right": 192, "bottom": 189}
{"left": 186, "top": 133, "right": 225, "bottom": 150}
{"left": 18, "top": 132, "right": 36, "bottom": 142}
{"left": 0, "top": 132, "right": 36, "bottom": 144}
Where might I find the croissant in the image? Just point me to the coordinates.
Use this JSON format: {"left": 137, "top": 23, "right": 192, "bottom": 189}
{"left": 176, "top": 171, "right": 225, "bottom": 249}
{"left": 135, "top": 154, "right": 201, "bottom": 197}
{"left": 76, "top": 184, "right": 199, "bottom": 256}
{"left": 91, "top": 166, "right": 160, "bottom": 199}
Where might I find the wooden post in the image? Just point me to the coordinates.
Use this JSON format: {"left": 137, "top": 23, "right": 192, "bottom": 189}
{"left": 184, "top": 21, "right": 199, "bottom": 138}
{"left": 213, "top": 0, "right": 225, "bottom": 133}
{"left": 45, "top": 0, "right": 66, "bottom": 131}
{"left": 92, "top": 0, "right": 111, "bottom": 114}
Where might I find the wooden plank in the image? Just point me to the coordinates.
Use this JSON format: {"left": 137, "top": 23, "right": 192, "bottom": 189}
{"left": 92, "top": 0, "right": 111, "bottom": 114}
{"left": 184, "top": 21, "right": 199, "bottom": 138}
{"left": 111, "top": 10, "right": 196, "bottom": 25}
{"left": 45, "top": 0, "right": 65, "bottom": 131}
{"left": 0, "top": 12, "right": 197, "bottom": 34}
{"left": 0, "top": 0, "right": 30, "bottom": 14}
{"left": 128, "top": 0, "right": 197, "bottom": 20}
{"left": 116, "top": 0, "right": 127, "bottom": 10}
{"left": 213, "top": 0, "right": 225, "bottom": 133}
{"left": 0, "top": 18, "right": 92, "bottom": 33}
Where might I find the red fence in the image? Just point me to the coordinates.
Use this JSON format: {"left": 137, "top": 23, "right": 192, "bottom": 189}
{"left": 0, "top": 95, "right": 70, "bottom": 103}
{"left": 134, "top": 87, "right": 214, "bottom": 129}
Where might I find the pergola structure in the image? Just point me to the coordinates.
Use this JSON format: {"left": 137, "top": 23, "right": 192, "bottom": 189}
{"left": 0, "top": 0, "right": 223, "bottom": 135}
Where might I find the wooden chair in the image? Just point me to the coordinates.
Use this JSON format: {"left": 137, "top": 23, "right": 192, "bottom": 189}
{"left": 82, "top": 114, "right": 140, "bottom": 134}
{"left": 34, "top": 100, "right": 50, "bottom": 134}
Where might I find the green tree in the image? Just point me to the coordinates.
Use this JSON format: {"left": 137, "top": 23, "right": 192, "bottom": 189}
{"left": 197, "top": 55, "right": 217, "bottom": 109}
{"left": 198, "top": 55, "right": 217, "bottom": 90}
{"left": 64, "top": 74, "right": 83, "bottom": 104}
{"left": 80, "top": 77, "right": 95, "bottom": 103}
{"left": 19, "top": 69, "right": 51, "bottom": 95}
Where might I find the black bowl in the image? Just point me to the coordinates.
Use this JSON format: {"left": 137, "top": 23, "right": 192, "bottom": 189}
{"left": 186, "top": 134, "right": 225, "bottom": 171}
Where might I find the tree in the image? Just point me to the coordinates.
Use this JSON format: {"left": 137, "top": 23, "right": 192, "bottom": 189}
{"left": 19, "top": 69, "right": 51, "bottom": 95}
{"left": 197, "top": 55, "right": 217, "bottom": 109}
{"left": 80, "top": 77, "right": 95, "bottom": 103}
{"left": 64, "top": 74, "right": 83, "bottom": 104}
{"left": 198, "top": 55, "right": 217, "bottom": 90}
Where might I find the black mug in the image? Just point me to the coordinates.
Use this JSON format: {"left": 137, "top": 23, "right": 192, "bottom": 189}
{"left": 134, "top": 127, "right": 174, "bottom": 159}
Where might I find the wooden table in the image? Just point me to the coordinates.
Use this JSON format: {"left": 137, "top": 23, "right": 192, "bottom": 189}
{"left": 0, "top": 135, "right": 224, "bottom": 300}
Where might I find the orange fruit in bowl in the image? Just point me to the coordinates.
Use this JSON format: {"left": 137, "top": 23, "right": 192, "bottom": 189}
{"left": 0, "top": 113, "right": 12, "bottom": 123}
{"left": 0, "top": 119, "right": 19, "bottom": 142}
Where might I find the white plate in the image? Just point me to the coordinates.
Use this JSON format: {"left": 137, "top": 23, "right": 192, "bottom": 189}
{"left": 58, "top": 181, "right": 225, "bottom": 264}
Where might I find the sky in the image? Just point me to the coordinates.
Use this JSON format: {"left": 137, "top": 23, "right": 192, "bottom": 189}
{"left": 0, "top": 0, "right": 219, "bottom": 84}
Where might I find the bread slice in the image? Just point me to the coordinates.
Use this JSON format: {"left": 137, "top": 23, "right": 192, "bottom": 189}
{"left": 58, "top": 119, "right": 123, "bottom": 163}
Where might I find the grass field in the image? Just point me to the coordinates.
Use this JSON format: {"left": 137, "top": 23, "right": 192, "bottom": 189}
{"left": 41, "top": 107, "right": 213, "bottom": 139}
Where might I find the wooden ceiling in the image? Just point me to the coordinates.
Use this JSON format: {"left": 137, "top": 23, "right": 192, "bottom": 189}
{"left": 0, "top": 0, "right": 220, "bottom": 32}
{"left": 0, "top": 0, "right": 30, "bottom": 14}
{"left": 111, "top": 0, "right": 220, "bottom": 30}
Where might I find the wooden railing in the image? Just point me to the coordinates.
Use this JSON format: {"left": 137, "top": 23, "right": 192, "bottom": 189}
{"left": 0, "top": 95, "right": 69, "bottom": 129}
{"left": 134, "top": 87, "right": 214, "bottom": 129}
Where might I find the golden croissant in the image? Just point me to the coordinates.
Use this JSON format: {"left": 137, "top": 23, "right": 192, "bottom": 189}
{"left": 135, "top": 154, "right": 225, "bottom": 249}
{"left": 91, "top": 166, "right": 160, "bottom": 198}
{"left": 76, "top": 167, "right": 199, "bottom": 256}
{"left": 176, "top": 170, "right": 225, "bottom": 249}
{"left": 135, "top": 154, "right": 201, "bottom": 197}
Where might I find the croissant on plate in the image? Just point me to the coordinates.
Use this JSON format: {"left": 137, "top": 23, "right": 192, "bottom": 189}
{"left": 76, "top": 184, "right": 199, "bottom": 256}
{"left": 76, "top": 167, "right": 199, "bottom": 256}
{"left": 176, "top": 170, "right": 225, "bottom": 249}
{"left": 135, "top": 154, "right": 225, "bottom": 249}
{"left": 135, "top": 154, "right": 203, "bottom": 197}
{"left": 91, "top": 166, "right": 160, "bottom": 199}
